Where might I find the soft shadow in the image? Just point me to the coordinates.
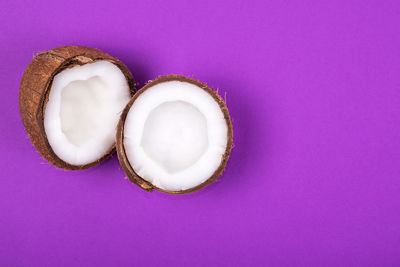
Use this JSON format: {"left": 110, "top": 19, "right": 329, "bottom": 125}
{"left": 97, "top": 44, "right": 155, "bottom": 87}
{"left": 153, "top": 74, "right": 276, "bottom": 200}
{"left": 195, "top": 74, "right": 275, "bottom": 197}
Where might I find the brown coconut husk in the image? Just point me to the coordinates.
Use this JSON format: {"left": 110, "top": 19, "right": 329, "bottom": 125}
{"left": 19, "top": 45, "right": 136, "bottom": 170}
{"left": 116, "top": 75, "right": 233, "bottom": 194}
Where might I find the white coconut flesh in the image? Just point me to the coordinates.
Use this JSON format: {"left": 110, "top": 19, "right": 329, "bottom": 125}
{"left": 124, "top": 81, "right": 228, "bottom": 191}
{"left": 44, "top": 61, "right": 131, "bottom": 165}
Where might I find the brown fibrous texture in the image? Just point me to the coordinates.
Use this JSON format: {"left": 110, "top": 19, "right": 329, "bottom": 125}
{"left": 116, "top": 75, "right": 233, "bottom": 194}
{"left": 19, "top": 45, "right": 136, "bottom": 170}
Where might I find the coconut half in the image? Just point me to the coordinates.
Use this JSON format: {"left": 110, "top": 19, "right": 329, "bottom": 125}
{"left": 116, "top": 75, "right": 233, "bottom": 194}
{"left": 19, "top": 46, "right": 135, "bottom": 170}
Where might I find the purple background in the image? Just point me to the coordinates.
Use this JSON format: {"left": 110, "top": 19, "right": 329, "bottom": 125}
{"left": 1, "top": 0, "right": 400, "bottom": 266}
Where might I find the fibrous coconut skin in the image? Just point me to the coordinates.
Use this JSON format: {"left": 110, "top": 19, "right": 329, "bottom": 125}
{"left": 116, "top": 75, "right": 233, "bottom": 194}
{"left": 19, "top": 46, "right": 135, "bottom": 170}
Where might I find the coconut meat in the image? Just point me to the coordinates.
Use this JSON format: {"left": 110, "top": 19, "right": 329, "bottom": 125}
{"left": 44, "top": 61, "right": 131, "bottom": 165}
{"left": 124, "top": 81, "right": 228, "bottom": 191}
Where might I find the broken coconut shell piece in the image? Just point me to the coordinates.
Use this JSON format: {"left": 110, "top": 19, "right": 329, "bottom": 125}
{"left": 116, "top": 75, "right": 233, "bottom": 194}
{"left": 19, "top": 46, "right": 135, "bottom": 170}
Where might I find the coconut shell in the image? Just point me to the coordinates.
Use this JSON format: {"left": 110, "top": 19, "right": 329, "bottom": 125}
{"left": 116, "top": 75, "right": 233, "bottom": 194}
{"left": 19, "top": 45, "right": 136, "bottom": 170}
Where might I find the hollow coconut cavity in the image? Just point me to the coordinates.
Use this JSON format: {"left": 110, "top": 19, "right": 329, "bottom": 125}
{"left": 116, "top": 75, "right": 233, "bottom": 194}
{"left": 19, "top": 46, "right": 135, "bottom": 169}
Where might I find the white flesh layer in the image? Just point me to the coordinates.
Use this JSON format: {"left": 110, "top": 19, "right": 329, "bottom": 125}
{"left": 124, "top": 81, "right": 228, "bottom": 191}
{"left": 44, "top": 61, "right": 131, "bottom": 166}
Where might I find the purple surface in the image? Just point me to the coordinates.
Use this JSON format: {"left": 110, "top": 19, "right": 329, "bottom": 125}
{"left": 1, "top": 0, "right": 400, "bottom": 266}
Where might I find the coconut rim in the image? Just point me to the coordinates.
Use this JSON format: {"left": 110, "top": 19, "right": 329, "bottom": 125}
{"left": 20, "top": 46, "right": 136, "bottom": 170}
{"left": 116, "top": 75, "right": 233, "bottom": 194}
